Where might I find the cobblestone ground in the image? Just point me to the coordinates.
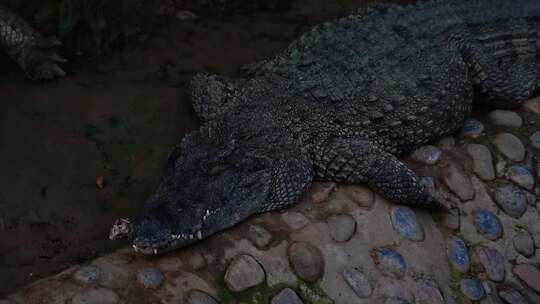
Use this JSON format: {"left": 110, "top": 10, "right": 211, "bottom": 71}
{"left": 4, "top": 98, "right": 540, "bottom": 303}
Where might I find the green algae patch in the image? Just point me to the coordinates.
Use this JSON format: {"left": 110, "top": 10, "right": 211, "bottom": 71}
{"left": 298, "top": 282, "right": 334, "bottom": 304}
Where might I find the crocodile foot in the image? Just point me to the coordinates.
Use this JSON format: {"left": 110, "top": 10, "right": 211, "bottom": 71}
{"left": 17, "top": 36, "right": 67, "bottom": 80}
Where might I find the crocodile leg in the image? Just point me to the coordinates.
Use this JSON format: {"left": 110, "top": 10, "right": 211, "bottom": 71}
{"left": 0, "top": 4, "right": 66, "bottom": 80}
{"left": 314, "top": 138, "right": 443, "bottom": 209}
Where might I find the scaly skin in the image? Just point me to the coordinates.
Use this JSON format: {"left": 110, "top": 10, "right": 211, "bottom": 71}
{"left": 0, "top": 4, "right": 66, "bottom": 80}
{"left": 110, "top": 0, "right": 540, "bottom": 254}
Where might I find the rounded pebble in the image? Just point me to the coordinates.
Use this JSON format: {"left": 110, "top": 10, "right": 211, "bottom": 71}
{"left": 498, "top": 287, "right": 528, "bottom": 304}
{"left": 465, "top": 144, "right": 495, "bottom": 181}
{"left": 186, "top": 290, "right": 218, "bottom": 304}
{"left": 271, "top": 288, "right": 304, "bottom": 304}
{"left": 513, "top": 230, "right": 535, "bottom": 257}
{"left": 224, "top": 254, "right": 266, "bottom": 292}
{"left": 512, "top": 264, "right": 540, "bottom": 292}
{"left": 175, "top": 10, "right": 198, "bottom": 21}
{"left": 344, "top": 185, "right": 375, "bottom": 209}
{"left": 419, "top": 176, "right": 436, "bottom": 198}
{"left": 442, "top": 164, "right": 474, "bottom": 201}
{"left": 137, "top": 267, "right": 164, "bottom": 289}
{"left": 460, "top": 278, "right": 485, "bottom": 301}
{"left": 414, "top": 279, "right": 444, "bottom": 304}
{"left": 487, "top": 110, "right": 523, "bottom": 127}
{"left": 530, "top": 131, "right": 540, "bottom": 150}
{"left": 446, "top": 236, "right": 470, "bottom": 273}
{"left": 288, "top": 242, "right": 324, "bottom": 282}
{"left": 188, "top": 252, "right": 207, "bottom": 270}
{"left": 410, "top": 145, "right": 442, "bottom": 165}
{"left": 473, "top": 208, "right": 503, "bottom": 241}
{"left": 371, "top": 247, "right": 406, "bottom": 279}
{"left": 507, "top": 165, "right": 535, "bottom": 191}
{"left": 492, "top": 184, "right": 527, "bottom": 218}
{"left": 493, "top": 133, "right": 526, "bottom": 162}
{"left": 390, "top": 207, "right": 425, "bottom": 241}
{"left": 281, "top": 212, "right": 310, "bottom": 230}
{"left": 476, "top": 246, "right": 505, "bottom": 282}
{"left": 72, "top": 288, "right": 120, "bottom": 304}
{"left": 248, "top": 224, "right": 273, "bottom": 249}
{"left": 523, "top": 97, "right": 540, "bottom": 115}
{"left": 307, "top": 182, "right": 337, "bottom": 204}
{"left": 342, "top": 267, "right": 372, "bottom": 298}
{"left": 73, "top": 265, "right": 100, "bottom": 284}
{"left": 462, "top": 119, "right": 484, "bottom": 138}
{"left": 327, "top": 214, "right": 356, "bottom": 242}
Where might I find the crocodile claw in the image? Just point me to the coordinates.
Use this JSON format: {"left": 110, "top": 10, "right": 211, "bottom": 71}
{"left": 18, "top": 36, "right": 67, "bottom": 80}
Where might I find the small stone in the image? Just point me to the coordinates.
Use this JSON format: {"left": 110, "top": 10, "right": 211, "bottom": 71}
{"left": 462, "top": 119, "right": 484, "bottom": 138}
{"left": 523, "top": 97, "right": 540, "bottom": 115}
{"left": 493, "top": 133, "right": 526, "bottom": 162}
{"left": 507, "top": 165, "right": 535, "bottom": 191}
{"left": 411, "top": 145, "right": 442, "bottom": 165}
{"left": 307, "top": 182, "right": 336, "bottom": 204}
{"left": 248, "top": 224, "right": 273, "bottom": 249}
{"left": 442, "top": 164, "right": 475, "bottom": 201}
{"left": 72, "top": 288, "right": 120, "bottom": 304}
{"left": 446, "top": 236, "right": 470, "bottom": 273}
{"left": 512, "top": 264, "right": 540, "bottom": 292}
{"left": 186, "top": 290, "right": 219, "bottom": 304}
{"left": 496, "top": 159, "right": 507, "bottom": 178}
{"left": 224, "top": 254, "right": 265, "bottom": 292}
{"left": 498, "top": 287, "right": 528, "bottom": 304}
{"left": 175, "top": 10, "right": 197, "bottom": 21}
{"left": 271, "top": 288, "right": 304, "bottom": 304}
{"left": 371, "top": 247, "right": 406, "bottom": 279}
{"left": 344, "top": 184, "right": 375, "bottom": 208}
{"left": 492, "top": 184, "right": 527, "bottom": 218}
{"left": 282, "top": 211, "right": 310, "bottom": 230}
{"left": 513, "top": 230, "right": 535, "bottom": 257}
{"left": 327, "top": 214, "right": 356, "bottom": 242}
{"left": 419, "top": 176, "right": 437, "bottom": 198}
{"left": 137, "top": 267, "right": 163, "bottom": 289}
{"left": 466, "top": 144, "right": 495, "bottom": 181}
{"left": 414, "top": 279, "right": 444, "bottom": 304}
{"left": 530, "top": 131, "right": 540, "bottom": 150}
{"left": 460, "top": 278, "right": 485, "bottom": 301}
{"left": 188, "top": 252, "right": 207, "bottom": 270}
{"left": 487, "top": 110, "right": 523, "bottom": 127}
{"left": 73, "top": 265, "right": 100, "bottom": 284}
{"left": 473, "top": 208, "right": 503, "bottom": 241}
{"left": 385, "top": 297, "right": 411, "bottom": 304}
{"left": 476, "top": 246, "right": 505, "bottom": 282}
{"left": 342, "top": 267, "right": 372, "bottom": 298}
{"left": 390, "top": 206, "right": 425, "bottom": 241}
{"left": 288, "top": 242, "right": 324, "bottom": 282}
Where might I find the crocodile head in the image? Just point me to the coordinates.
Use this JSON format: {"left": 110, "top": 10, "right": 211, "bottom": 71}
{"left": 110, "top": 117, "right": 312, "bottom": 254}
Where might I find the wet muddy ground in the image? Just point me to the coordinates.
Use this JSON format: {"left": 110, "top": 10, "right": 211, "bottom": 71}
{"left": 0, "top": 0, "right": 393, "bottom": 295}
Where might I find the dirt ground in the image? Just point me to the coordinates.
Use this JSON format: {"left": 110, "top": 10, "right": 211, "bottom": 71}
{"left": 0, "top": 0, "right": 402, "bottom": 296}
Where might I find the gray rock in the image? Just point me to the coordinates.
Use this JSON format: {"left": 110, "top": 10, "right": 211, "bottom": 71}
{"left": 446, "top": 236, "right": 470, "bottom": 273}
{"left": 473, "top": 208, "right": 503, "bottom": 241}
{"left": 523, "top": 97, "right": 540, "bottom": 115}
{"left": 530, "top": 131, "right": 540, "bottom": 150}
{"left": 175, "top": 10, "right": 198, "bottom": 21}
{"left": 442, "top": 164, "right": 475, "bottom": 201}
{"left": 390, "top": 206, "right": 425, "bottom": 241}
{"left": 271, "top": 288, "right": 304, "bottom": 304}
{"left": 72, "top": 288, "right": 120, "bottom": 304}
{"left": 248, "top": 224, "right": 273, "bottom": 248}
{"left": 411, "top": 145, "right": 442, "bottom": 165}
{"left": 507, "top": 165, "right": 535, "bottom": 191}
{"left": 512, "top": 264, "right": 540, "bottom": 292}
{"left": 496, "top": 159, "right": 508, "bottom": 178}
{"left": 414, "top": 279, "right": 444, "bottom": 304}
{"left": 371, "top": 247, "right": 406, "bottom": 279}
{"left": 462, "top": 119, "right": 484, "bottom": 138}
{"left": 498, "top": 287, "right": 528, "bottom": 304}
{"left": 186, "top": 290, "right": 219, "bottom": 304}
{"left": 493, "top": 133, "right": 526, "bottom": 162}
{"left": 188, "top": 252, "right": 207, "bottom": 270}
{"left": 327, "top": 214, "right": 356, "bottom": 242}
{"left": 466, "top": 144, "right": 495, "bottom": 181}
{"left": 224, "top": 254, "right": 266, "bottom": 292}
{"left": 492, "top": 185, "right": 527, "bottom": 218}
{"left": 344, "top": 184, "right": 375, "bottom": 209}
{"left": 476, "top": 246, "right": 505, "bottom": 282}
{"left": 137, "top": 267, "right": 164, "bottom": 289}
{"left": 73, "top": 265, "right": 100, "bottom": 284}
{"left": 342, "top": 267, "right": 372, "bottom": 298}
{"left": 282, "top": 212, "right": 310, "bottom": 230}
{"left": 488, "top": 110, "right": 523, "bottom": 127}
{"left": 460, "top": 278, "right": 485, "bottom": 301}
{"left": 419, "top": 176, "right": 437, "bottom": 198}
{"left": 288, "top": 242, "right": 324, "bottom": 282}
{"left": 513, "top": 230, "right": 535, "bottom": 257}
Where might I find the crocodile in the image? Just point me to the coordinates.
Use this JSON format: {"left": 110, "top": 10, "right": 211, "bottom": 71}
{"left": 110, "top": 0, "right": 540, "bottom": 254}
{"left": 0, "top": 4, "right": 65, "bottom": 80}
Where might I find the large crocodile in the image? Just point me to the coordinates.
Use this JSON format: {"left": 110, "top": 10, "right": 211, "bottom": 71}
{"left": 110, "top": 0, "right": 540, "bottom": 254}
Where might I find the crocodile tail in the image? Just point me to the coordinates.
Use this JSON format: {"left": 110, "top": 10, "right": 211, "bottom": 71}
{"left": 189, "top": 73, "right": 243, "bottom": 121}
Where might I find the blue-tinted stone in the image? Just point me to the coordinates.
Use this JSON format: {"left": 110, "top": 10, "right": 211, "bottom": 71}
{"left": 476, "top": 246, "right": 505, "bottom": 282}
{"left": 507, "top": 165, "right": 535, "bottom": 191}
{"left": 499, "top": 287, "right": 528, "bottom": 304}
{"left": 137, "top": 267, "right": 163, "bottom": 289}
{"left": 460, "top": 278, "right": 485, "bottom": 301}
{"left": 411, "top": 145, "right": 442, "bottom": 165}
{"left": 371, "top": 247, "right": 406, "bottom": 279}
{"left": 419, "top": 176, "right": 436, "bottom": 197}
{"left": 530, "top": 131, "right": 540, "bottom": 150}
{"left": 390, "top": 207, "right": 425, "bottom": 241}
{"left": 461, "top": 119, "right": 484, "bottom": 138}
{"left": 446, "top": 236, "right": 470, "bottom": 273}
{"left": 473, "top": 208, "right": 503, "bottom": 241}
{"left": 493, "top": 184, "right": 527, "bottom": 218}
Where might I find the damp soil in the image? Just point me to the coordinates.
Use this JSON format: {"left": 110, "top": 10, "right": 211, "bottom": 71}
{"left": 0, "top": 0, "right": 420, "bottom": 295}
